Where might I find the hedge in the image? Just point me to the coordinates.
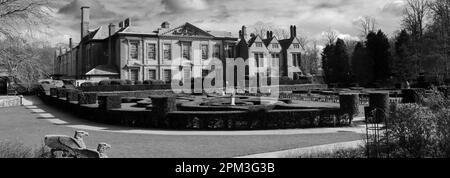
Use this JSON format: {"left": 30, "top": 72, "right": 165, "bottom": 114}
{"left": 66, "top": 89, "right": 81, "bottom": 102}
{"left": 78, "top": 93, "right": 98, "bottom": 105}
{"left": 98, "top": 96, "right": 122, "bottom": 110}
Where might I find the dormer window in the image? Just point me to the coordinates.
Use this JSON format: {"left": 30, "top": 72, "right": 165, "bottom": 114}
{"left": 272, "top": 44, "right": 279, "bottom": 48}
{"left": 256, "top": 42, "right": 263, "bottom": 48}
{"left": 293, "top": 44, "right": 300, "bottom": 49}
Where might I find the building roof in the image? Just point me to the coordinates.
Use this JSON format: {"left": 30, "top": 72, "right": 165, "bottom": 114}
{"left": 85, "top": 65, "right": 119, "bottom": 76}
{"left": 206, "top": 30, "right": 235, "bottom": 38}
{"left": 279, "top": 38, "right": 295, "bottom": 49}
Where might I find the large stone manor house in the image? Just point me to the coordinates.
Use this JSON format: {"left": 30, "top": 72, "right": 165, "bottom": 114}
{"left": 54, "top": 6, "right": 306, "bottom": 83}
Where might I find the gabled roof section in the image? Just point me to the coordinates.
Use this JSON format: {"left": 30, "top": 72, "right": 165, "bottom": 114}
{"left": 159, "top": 22, "right": 214, "bottom": 38}
{"left": 85, "top": 65, "right": 119, "bottom": 76}
{"left": 247, "top": 35, "right": 264, "bottom": 47}
{"left": 263, "top": 36, "right": 279, "bottom": 47}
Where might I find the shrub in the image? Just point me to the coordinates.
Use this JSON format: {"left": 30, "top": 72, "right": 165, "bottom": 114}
{"left": 98, "top": 96, "right": 122, "bottom": 110}
{"left": 134, "top": 81, "right": 143, "bottom": 85}
{"left": 66, "top": 89, "right": 81, "bottom": 102}
{"left": 78, "top": 93, "right": 98, "bottom": 105}
{"left": 81, "top": 82, "right": 97, "bottom": 87}
{"left": 0, "top": 141, "right": 49, "bottom": 158}
{"left": 110, "top": 80, "right": 127, "bottom": 86}
{"left": 144, "top": 80, "right": 166, "bottom": 85}
{"left": 98, "top": 80, "right": 111, "bottom": 86}
{"left": 386, "top": 104, "right": 438, "bottom": 158}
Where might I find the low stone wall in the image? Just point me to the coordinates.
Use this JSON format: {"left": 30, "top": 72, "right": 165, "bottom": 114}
{"left": 0, "top": 96, "right": 22, "bottom": 108}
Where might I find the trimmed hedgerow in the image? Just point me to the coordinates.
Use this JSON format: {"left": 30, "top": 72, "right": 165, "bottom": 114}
{"left": 143, "top": 80, "right": 166, "bottom": 85}
{"left": 98, "top": 95, "right": 122, "bottom": 110}
{"left": 66, "top": 89, "right": 81, "bottom": 102}
{"left": 78, "top": 93, "right": 98, "bottom": 105}
{"left": 402, "top": 88, "right": 425, "bottom": 104}
{"left": 56, "top": 88, "right": 68, "bottom": 98}
{"left": 49, "top": 88, "right": 58, "bottom": 97}
{"left": 339, "top": 93, "right": 360, "bottom": 123}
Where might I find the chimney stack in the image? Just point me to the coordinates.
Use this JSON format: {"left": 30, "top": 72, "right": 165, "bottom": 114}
{"left": 293, "top": 26, "right": 297, "bottom": 38}
{"left": 81, "top": 6, "right": 90, "bottom": 40}
{"left": 119, "top": 21, "right": 124, "bottom": 29}
{"left": 69, "top": 38, "right": 73, "bottom": 50}
{"left": 124, "top": 18, "right": 130, "bottom": 27}
{"left": 109, "top": 23, "right": 116, "bottom": 37}
{"left": 242, "top": 26, "right": 247, "bottom": 39}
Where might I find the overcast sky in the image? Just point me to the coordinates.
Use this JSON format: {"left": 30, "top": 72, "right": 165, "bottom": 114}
{"left": 42, "top": 0, "right": 406, "bottom": 46}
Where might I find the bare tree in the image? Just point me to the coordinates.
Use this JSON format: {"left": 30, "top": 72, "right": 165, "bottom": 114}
{"left": 0, "top": 36, "right": 51, "bottom": 87}
{"left": 356, "top": 16, "right": 378, "bottom": 38}
{"left": 429, "top": 0, "right": 450, "bottom": 78}
{"left": 249, "top": 21, "right": 294, "bottom": 39}
{"left": 403, "top": 0, "right": 430, "bottom": 39}
{"left": 322, "top": 28, "right": 338, "bottom": 45}
{"left": 0, "top": 0, "right": 52, "bottom": 38}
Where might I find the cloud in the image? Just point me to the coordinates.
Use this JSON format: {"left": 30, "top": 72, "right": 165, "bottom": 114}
{"left": 161, "top": 0, "right": 208, "bottom": 13}
{"left": 41, "top": 0, "right": 404, "bottom": 46}
{"left": 380, "top": 0, "right": 405, "bottom": 16}
{"left": 58, "top": 0, "right": 118, "bottom": 19}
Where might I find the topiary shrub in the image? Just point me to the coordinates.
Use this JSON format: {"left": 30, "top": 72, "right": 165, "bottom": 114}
{"left": 402, "top": 88, "right": 425, "bottom": 104}
{"left": 110, "top": 79, "right": 127, "bottom": 86}
{"left": 50, "top": 88, "right": 58, "bottom": 97}
{"left": 56, "top": 88, "right": 68, "bottom": 98}
{"left": 78, "top": 93, "right": 98, "bottom": 105}
{"left": 368, "top": 92, "right": 389, "bottom": 123}
{"left": 339, "top": 93, "right": 360, "bottom": 124}
{"left": 81, "top": 82, "right": 96, "bottom": 87}
{"left": 134, "top": 81, "right": 143, "bottom": 85}
{"left": 125, "top": 80, "right": 133, "bottom": 85}
{"left": 98, "top": 95, "right": 122, "bottom": 110}
{"left": 98, "top": 80, "right": 112, "bottom": 86}
{"left": 66, "top": 89, "right": 81, "bottom": 102}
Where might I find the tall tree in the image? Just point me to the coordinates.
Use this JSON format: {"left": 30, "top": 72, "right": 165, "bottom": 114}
{"left": 334, "top": 39, "right": 352, "bottom": 84}
{"left": 403, "top": 0, "right": 430, "bottom": 40}
{"left": 355, "top": 16, "right": 378, "bottom": 38}
{"left": 322, "top": 44, "right": 335, "bottom": 83}
{"left": 351, "top": 42, "right": 374, "bottom": 86}
{"left": 392, "top": 30, "right": 416, "bottom": 82}
{"left": 0, "top": 0, "right": 52, "bottom": 38}
{"left": 366, "top": 30, "right": 392, "bottom": 82}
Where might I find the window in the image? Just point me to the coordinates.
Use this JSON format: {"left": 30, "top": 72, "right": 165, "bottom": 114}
{"left": 182, "top": 42, "right": 191, "bottom": 60}
{"left": 147, "top": 44, "right": 156, "bottom": 60}
{"left": 148, "top": 69, "right": 156, "bottom": 80}
{"left": 163, "top": 44, "right": 172, "bottom": 60}
{"left": 130, "top": 69, "right": 139, "bottom": 81}
{"left": 272, "top": 44, "right": 279, "bottom": 48}
{"left": 271, "top": 53, "right": 280, "bottom": 66}
{"left": 201, "top": 44, "right": 209, "bottom": 60}
{"left": 130, "top": 41, "right": 139, "bottom": 60}
{"left": 183, "top": 67, "right": 191, "bottom": 80}
{"left": 293, "top": 44, "right": 300, "bottom": 49}
{"left": 213, "top": 44, "right": 220, "bottom": 59}
{"left": 226, "top": 44, "right": 235, "bottom": 58}
{"left": 254, "top": 53, "right": 264, "bottom": 67}
{"left": 256, "top": 42, "right": 263, "bottom": 47}
{"left": 292, "top": 53, "right": 301, "bottom": 67}
{"left": 164, "top": 69, "right": 172, "bottom": 82}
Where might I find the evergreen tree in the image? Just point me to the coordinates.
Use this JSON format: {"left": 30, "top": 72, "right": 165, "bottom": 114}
{"left": 351, "top": 42, "right": 374, "bottom": 86}
{"left": 334, "top": 39, "right": 352, "bottom": 84}
{"left": 392, "top": 30, "right": 415, "bottom": 82}
{"left": 366, "top": 30, "right": 392, "bottom": 82}
{"left": 321, "top": 44, "right": 335, "bottom": 83}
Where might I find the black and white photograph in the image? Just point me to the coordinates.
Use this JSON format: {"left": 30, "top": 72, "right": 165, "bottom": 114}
{"left": 0, "top": 0, "right": 449, "bottom": 174}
